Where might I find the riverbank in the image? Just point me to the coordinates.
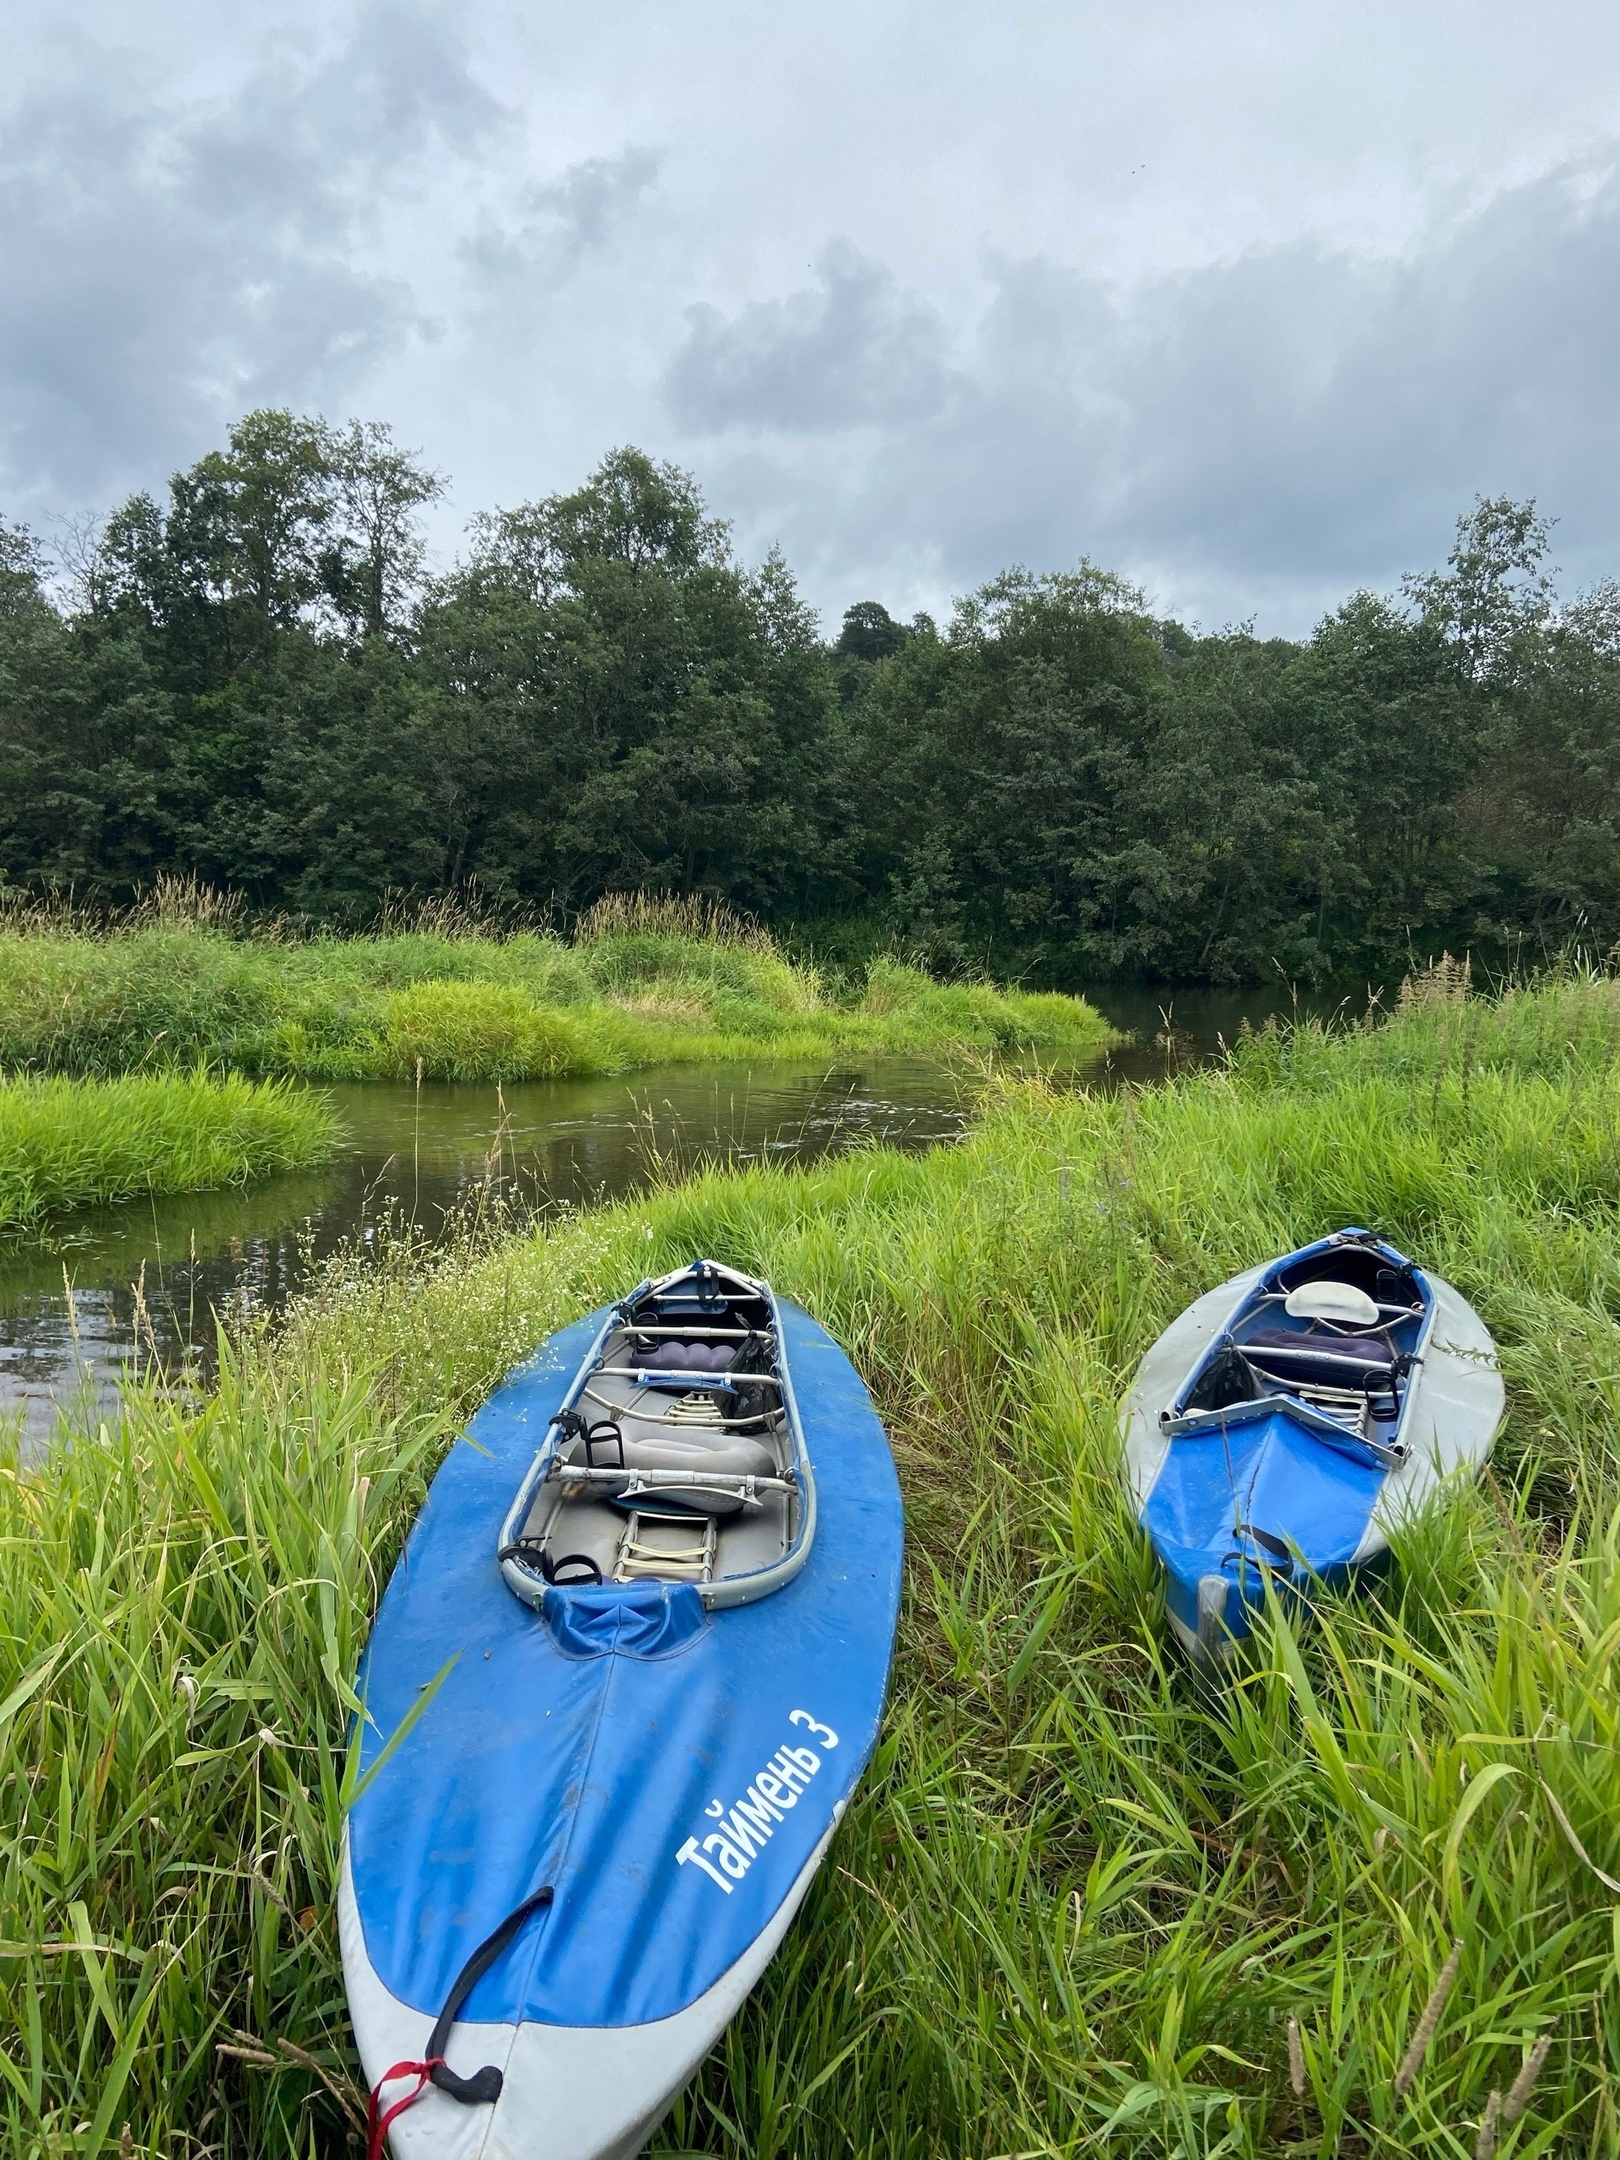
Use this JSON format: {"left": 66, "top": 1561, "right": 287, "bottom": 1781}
{"left": 0, "top": 971, "right": 1611, "bottom": 2152}
{"left": 0, "top": 1070, "right": 338, "bottom": 1230}
{"left": 0, "top": 895, "right": 1114, "bottom": 1082}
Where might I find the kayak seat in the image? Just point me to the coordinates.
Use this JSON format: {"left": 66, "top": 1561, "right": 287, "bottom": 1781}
{"left": 1242, "top": 1328, "right": 1394, "bottom": 1394}
{"left": 632, "top": 1340, "right": 738, "bottom": 1394}
{"left": 596, "top": 1426, "right": 780, "bottom": 1518}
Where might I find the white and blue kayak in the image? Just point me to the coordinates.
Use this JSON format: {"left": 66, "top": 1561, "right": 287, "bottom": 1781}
{"left": 1121, "top": 1229, "right": 1503, "bottom": 1662}
{"left": 340, "top": 1260, "right": 902, "bottom": 2159}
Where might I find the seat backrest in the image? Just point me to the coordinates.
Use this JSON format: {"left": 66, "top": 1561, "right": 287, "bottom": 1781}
{"left": 1285, "top": 1280, "right": 1379, "bottom": 1327}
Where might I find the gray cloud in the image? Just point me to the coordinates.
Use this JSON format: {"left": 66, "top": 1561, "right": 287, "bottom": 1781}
{"left": 4, "top": 2, "right": 1620, "bottom": 636}
{"left": 665, "top": 242, "right": 953, "bottom": 432}
{"left": 0, "top": 5, "right": 503, "bottom": 510}
{"left": 672, "top": 158, "right": 1620, "bottom": 628}
{"left": 461, "top": 147, "right": 663, "bottom": 294}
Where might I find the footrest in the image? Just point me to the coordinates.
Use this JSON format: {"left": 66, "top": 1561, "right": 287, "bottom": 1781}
{"left": 614, "top": 1510, "right": 718, "bottom": 1585}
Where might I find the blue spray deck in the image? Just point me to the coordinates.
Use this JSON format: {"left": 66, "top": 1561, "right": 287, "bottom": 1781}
{"left": 1140, "top": 1231, "right": 1435, "bottom": 1649}
{"left": 347, "top": 1299, "right": 902, "bottom": 2031}
{"left": 1143, "top": 1406, "right": 1389, "bottom": 1641}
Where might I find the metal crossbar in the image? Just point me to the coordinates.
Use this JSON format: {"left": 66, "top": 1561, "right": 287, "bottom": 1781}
{"left": 1162, "top": 1392, "right": 1405, "bottom": 1469}
{"left": 616, "top": 1326, "right": 762, "bottom": 1340}
{"left": 595, "top": 1366, "right": 783, "bottom": 1388}
{"left": 550, "top": 1464, "right": 793, "bottom": 1497}
{"left": 580, "top": 1385, "right": 779, "bottom": 1430}
{"left": 1247, "top": 1294, "right": 1422, "bottom": 1324}
{"left": 1244, "top": 1342, "right": 1393, "bottom": 1369}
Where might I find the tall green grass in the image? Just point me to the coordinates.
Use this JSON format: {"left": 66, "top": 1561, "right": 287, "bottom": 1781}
{"left": 0, "top": 892, "right": 1113, "bottom": 1083}
{"left": 4, "top": 975, "right": 1620, "bottom": 2153}
{"left": 0, "top": 1072, "right": 338, "bottom": 1229}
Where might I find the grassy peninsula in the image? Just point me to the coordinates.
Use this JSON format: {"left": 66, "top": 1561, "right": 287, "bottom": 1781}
{"left": 2, "top": 970, "right": 1615, "bottom": 2153}
{"left": 0, "top": 893, "right": 1114, "bottom": 1083}
{"left": 0, "top": 1070, "right": 337, "bottom": 1230}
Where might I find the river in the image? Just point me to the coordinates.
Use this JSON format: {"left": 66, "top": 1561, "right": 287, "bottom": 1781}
{"left": 0, "top": 984, "right": 1339, "bottom": 1438}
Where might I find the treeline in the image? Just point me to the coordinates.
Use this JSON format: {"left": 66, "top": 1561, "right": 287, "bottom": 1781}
{"left": 3, "top": 409, "right": 1618, "bottom": 984}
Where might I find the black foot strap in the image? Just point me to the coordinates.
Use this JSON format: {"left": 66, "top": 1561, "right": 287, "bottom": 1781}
{"left": 497, "top": 1539, "right": 604, "bottom": 1586}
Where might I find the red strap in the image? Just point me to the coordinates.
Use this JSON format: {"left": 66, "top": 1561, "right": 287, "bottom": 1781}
{"left": 367, "top": 2058, "right": 444, "bottom": 2160}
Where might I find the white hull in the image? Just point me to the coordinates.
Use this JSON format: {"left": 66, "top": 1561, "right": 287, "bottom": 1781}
{"left": 339, "top": 1824, "right": 835, "bottom": 2160}
{"left": 1121, "top": 1260, "right": 1504, "bottom": 1655}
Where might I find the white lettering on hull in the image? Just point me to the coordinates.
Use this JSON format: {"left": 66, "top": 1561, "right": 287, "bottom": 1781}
{"left": 677, "top": 1713, "right": 840, "bottom": 1895}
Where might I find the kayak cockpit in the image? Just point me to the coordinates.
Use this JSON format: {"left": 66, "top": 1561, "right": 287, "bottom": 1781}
{"left": 1165, "top": 1230, "right": 1434, "bottom": 1465}
{"left": 497, "top": 1261, "right": 816, "bottom": 1611}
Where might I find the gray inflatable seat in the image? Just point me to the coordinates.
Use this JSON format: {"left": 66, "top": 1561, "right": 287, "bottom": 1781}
{"left": 605, "top": 1427, "right": 779, "bottom": 1517}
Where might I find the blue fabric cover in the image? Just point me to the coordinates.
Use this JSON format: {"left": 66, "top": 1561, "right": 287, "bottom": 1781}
{"left": 1143, "top": 1231, "right": 1430, "bottom": 1642}
{"left": 347, "top": 1301, "right": 902, "bottom": 2030}
{"left": 1143, "top": 1406, "right": 1384, "bottom": 1641}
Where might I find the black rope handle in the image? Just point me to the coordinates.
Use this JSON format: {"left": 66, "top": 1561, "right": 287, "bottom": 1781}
{"left": 426, "top": 1885, "right": 555, "bottom": 2105}
{"left": 1234, "top": 1521, "right": 1294, "bottom": 1564}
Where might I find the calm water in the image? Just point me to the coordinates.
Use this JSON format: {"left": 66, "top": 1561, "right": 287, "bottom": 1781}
{"left": 0, "top": 984, "right": 1317, "bottom": 1439}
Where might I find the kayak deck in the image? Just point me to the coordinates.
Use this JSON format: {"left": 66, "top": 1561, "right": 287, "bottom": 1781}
{"left": 342, "top": 1287, "right": 903, "bottom": 2160}
{"left": 498, "top": 1261, "right": 813, "bottom": 1608}
{"left": 1122, "top": 1230, "right": 1503, "bottom": 1661}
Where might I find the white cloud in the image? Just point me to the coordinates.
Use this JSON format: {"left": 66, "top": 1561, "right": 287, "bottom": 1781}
{"left": 0, "top": 5, "right": 502, "bottom": 506}
{"left": 3, "top": 0, "right": 1620, "bottom": 634}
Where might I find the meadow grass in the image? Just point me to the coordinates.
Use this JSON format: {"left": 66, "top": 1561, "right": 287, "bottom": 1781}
{"left": 0, "top": 891, "right": 1113, "bottom": 1084}
{"left": 4, "top": 975, "right": 1620, "bottom": 2154}
{"left": 0, "top": 1072, "right": 338, "bottom": 1230}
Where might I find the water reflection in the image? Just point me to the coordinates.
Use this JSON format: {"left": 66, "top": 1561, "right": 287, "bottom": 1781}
{"left": 0, "top": 983, "right": 1336, "bottom": 1439}
{"left": 0, "top": 1058, "right": 981, "bottom": 1440}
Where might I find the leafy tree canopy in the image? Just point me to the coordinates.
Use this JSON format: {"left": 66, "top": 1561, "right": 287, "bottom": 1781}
{"left": 3, "top": 427, "right": 1617, "bottom": 984}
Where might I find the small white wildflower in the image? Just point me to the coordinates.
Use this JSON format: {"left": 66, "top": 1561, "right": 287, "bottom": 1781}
{"left": 258, "top": 1726, "right": 279, "bottom": 1747}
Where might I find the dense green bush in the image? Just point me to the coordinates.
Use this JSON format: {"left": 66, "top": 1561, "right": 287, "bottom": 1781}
{"left": 380, "top": 977, "right": 591, "bottom": 1080}
{"left": 0, "top": 1069, "right": 337, "bottom": 1227}
{"left": 0, "top": 909, "right": 1114, "bottom": 1082}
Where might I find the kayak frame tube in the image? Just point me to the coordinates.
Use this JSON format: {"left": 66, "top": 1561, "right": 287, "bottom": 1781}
{"left": 339, "top": 1820, "right": 837, "bottom": 2160}
{"left": 496, "top": 1264, "right": 817, "bottom": 1613}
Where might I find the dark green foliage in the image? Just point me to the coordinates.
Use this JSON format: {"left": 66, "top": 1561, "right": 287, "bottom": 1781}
{"left": 4, "top": 419, "right": 1620, "bottom": 984}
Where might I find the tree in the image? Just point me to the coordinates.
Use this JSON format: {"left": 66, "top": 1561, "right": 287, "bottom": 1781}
{"left": 849, "top": 565, "right": 1173, "bottom": 972}
{"left": 165, "top": 410, "right": 337, "bottom": 645}
{"left": 0, "top": 516, "right": 175, "bottom": 890}
{"left": 6, "top": 415, "right": 1619, "bottom": 975}
{"left": 1404, "top": 496, "right": 1556, "bottom": 689}
{"left": 272, "top": 450, "right": 845, "bottom": 918}
{"left": 323, "top": 420, "right": 444, "bottom": 639}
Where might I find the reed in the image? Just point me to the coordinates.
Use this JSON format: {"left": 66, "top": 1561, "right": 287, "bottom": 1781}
{"left": 0, "top": 915, "right": 1113, "bottom": 1083}
{"left": 3, "top": 974, "right": 1619, "bottom": 2153}
{"left": 0, "top": 1071, "right": 338, "bottom": 1228}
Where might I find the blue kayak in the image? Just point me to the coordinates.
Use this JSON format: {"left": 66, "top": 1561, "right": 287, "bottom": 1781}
{"left": 1121, "top": 1230, "right": 1502, "bottom": 1661}
{"left": 340, "top": 1262, "right": 902, "bottom": 2160}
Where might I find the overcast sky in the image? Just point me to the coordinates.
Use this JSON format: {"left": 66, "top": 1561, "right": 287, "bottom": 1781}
{"left": 2, "top": 0, "right": 1618, "bottom": 633}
